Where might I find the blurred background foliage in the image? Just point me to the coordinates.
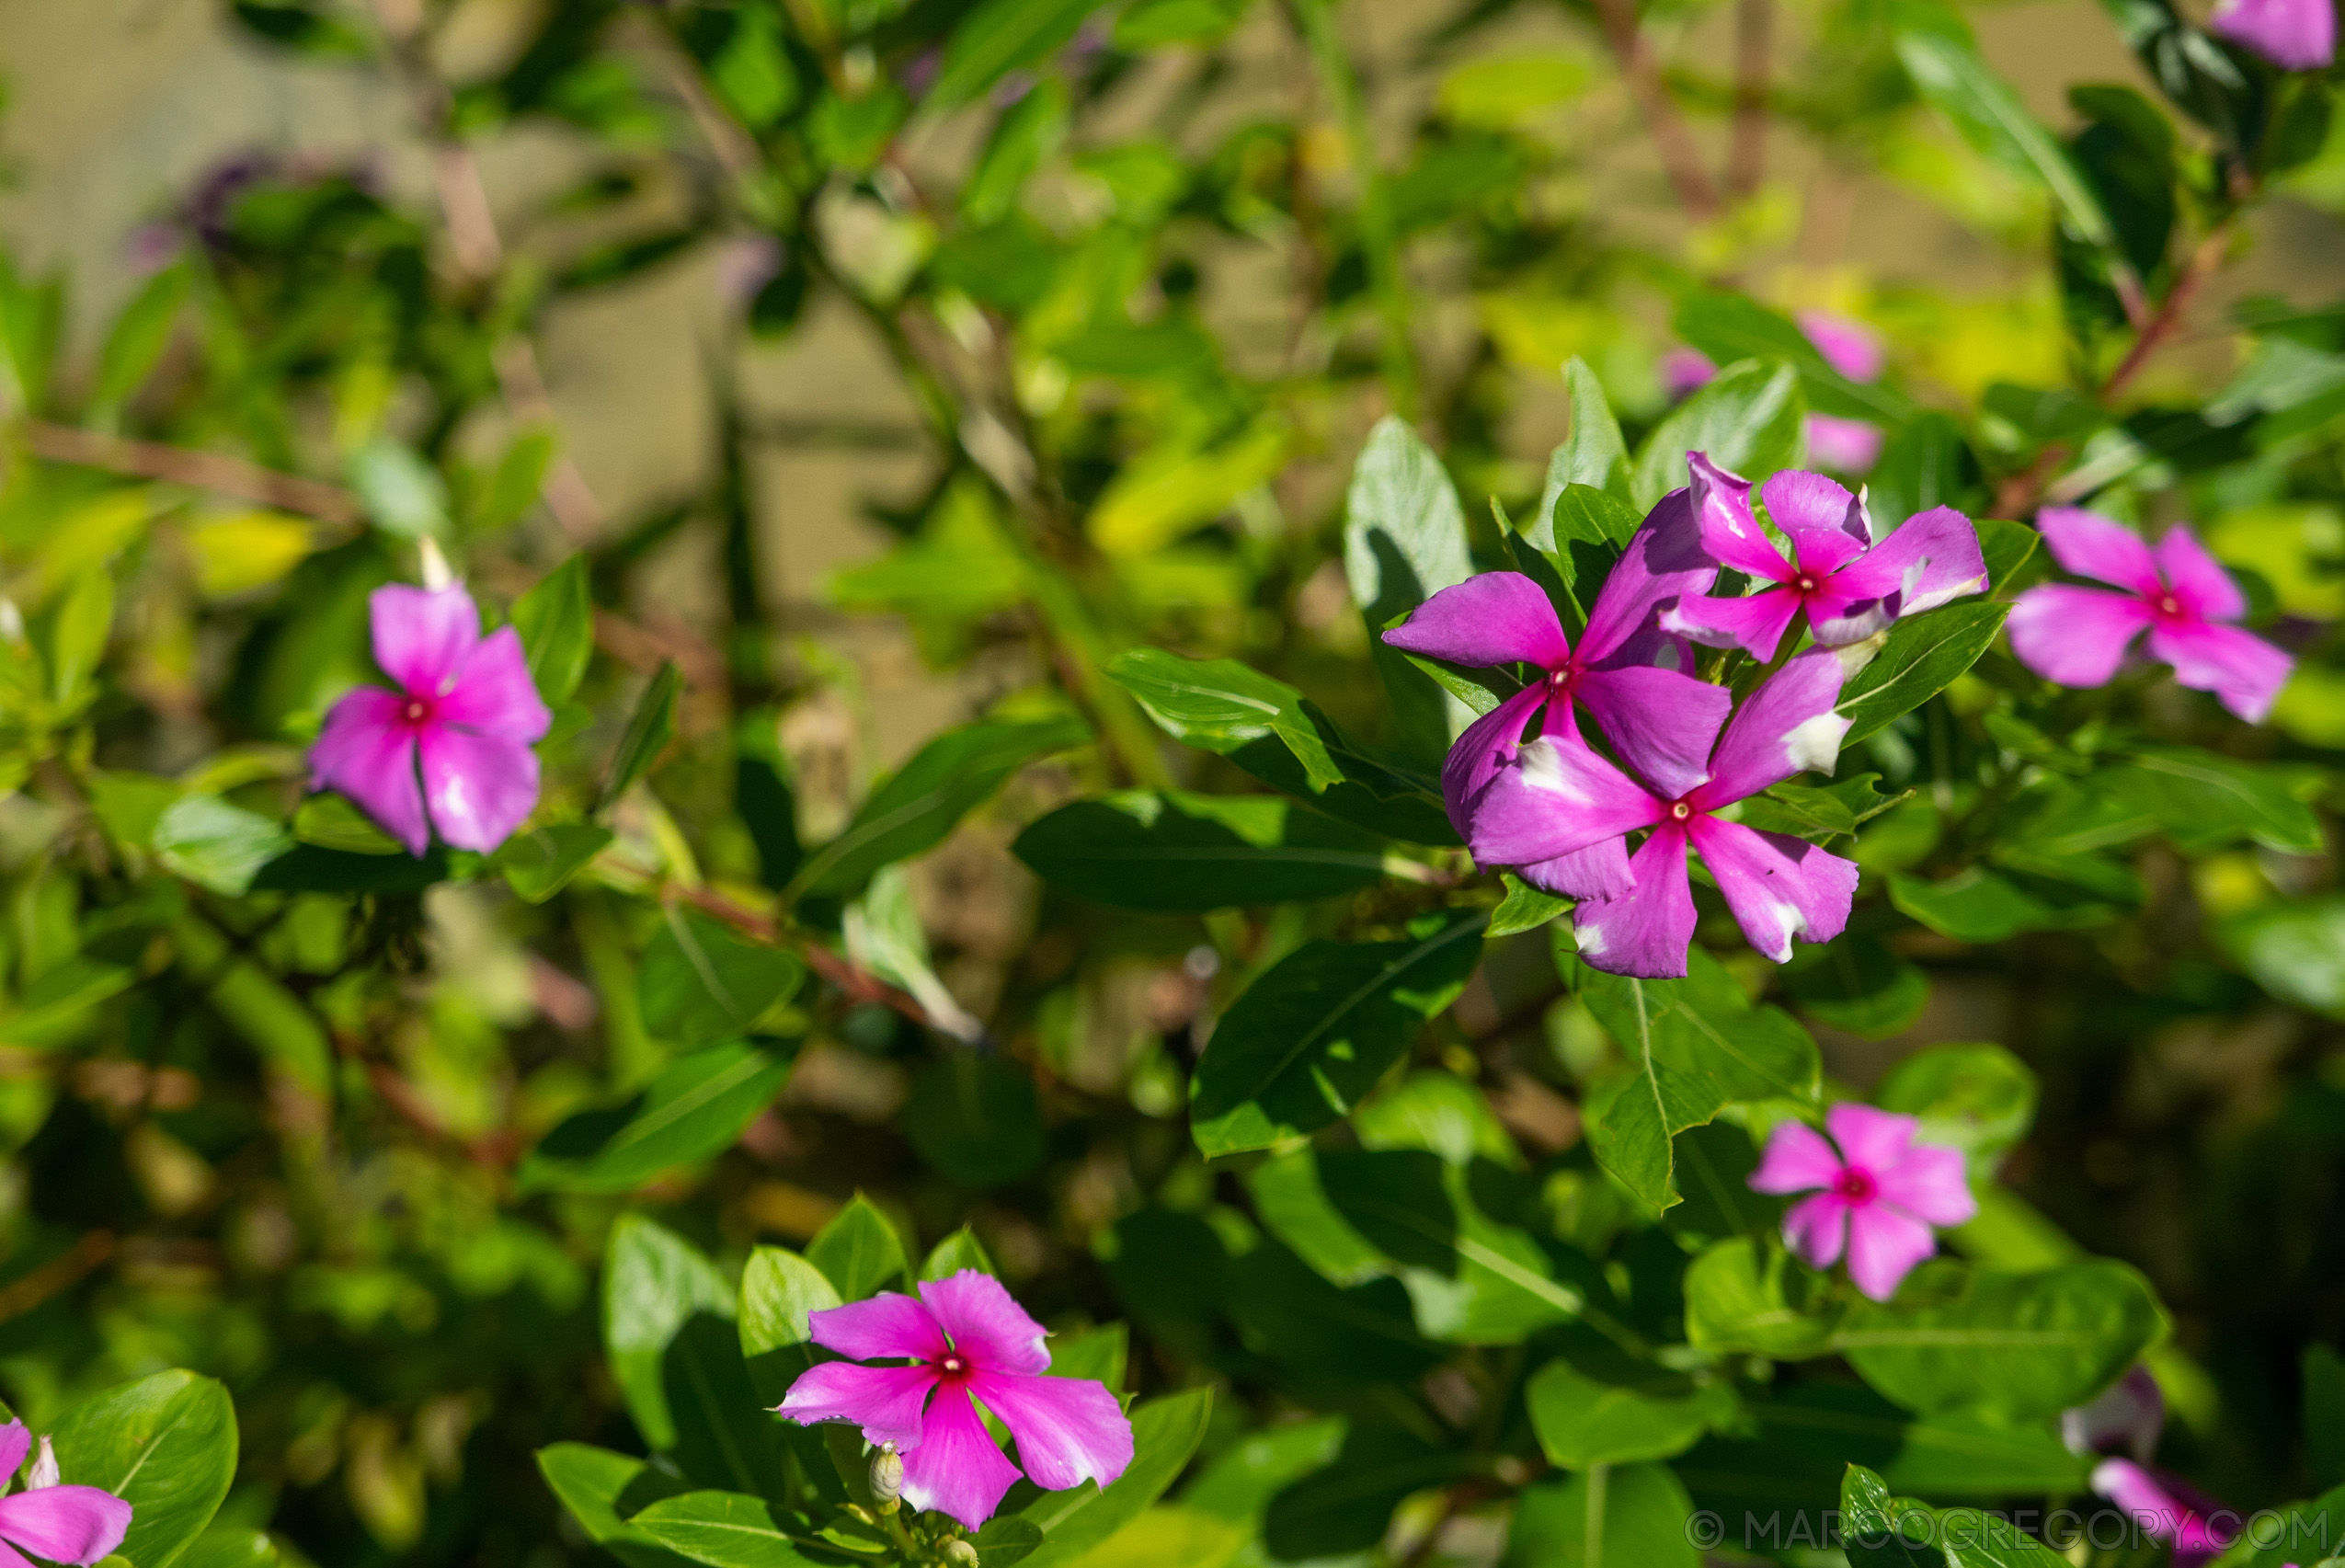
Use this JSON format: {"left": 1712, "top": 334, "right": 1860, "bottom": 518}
{"left": 0, "top": 0, "right": 2342, "bottom": 1563}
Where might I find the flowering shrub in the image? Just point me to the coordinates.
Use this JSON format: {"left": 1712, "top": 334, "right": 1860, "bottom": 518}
{"left": 3, "top": 0, "right": 2345, "bottom": 1562}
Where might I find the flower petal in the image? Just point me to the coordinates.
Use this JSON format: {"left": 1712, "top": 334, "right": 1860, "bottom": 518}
{"left": 1796, "top": 310, "right": 1885, "bottom": 383}
{"left": 1828, "top": 506, "right": 1989, "bottom": 615}
{"left": 0, "top": 1423, "right": 29, "bottom": 1482}
{"left": 2146, "top": 621, "right": 2294, "bottom": 724}
{"left": 968, "top": 1370, "right": 1134, "bottom": 1493}
{"left": 1441, "top": 684, "right": 1549, "bottom": 841}
{"left": 1575, "top": 663, "right": 1734, "bottom": 801}
{"left": 1748, "top": 1119, "right": 1844, "bottom": 1196}
{"left": 2035, "top": 508, "right": 2162, "bottom": 595}
{"left": 1687, "top": 818, "right": 1857, "bottom": 965}
{"left": 1874, "top": 1140, "right": 1977, "bottom": 1228}
{"left": 1570, "top": 823, "right": 1697, "bottom": 979}
{"left": 2210, "top": 0, "right": 2335, "bottom": 67}
{"left": 0, "top": 1486, "right": 133, "bottom": 1566}
{"left": 440, "top": 626, "right": 553, "bottom": 741}
{"left": 1381, "top": 573, "right": 1572, "bottom": 671}
{"left": 1781, "top": 1192, "right": 1849, "bottom": 1270}
{"left": 311, "top": 688, "right": 429, "bottom": 856}
{"left": 1691, "top": 648, "right": 1849, "bottom": 809}
{"left": 1800, "top": 587, "right": 1899, "bottom": 649}
{"left": 2062, "top": 1365, "right": 2166, "bottom": 1463}
{"left": 808, "top": 1292, "right": 950, "bottom": 1364}
{"left": 2151, "top": 526, "right": 2246, "bottom": 623}
{"left": 898, "top": 1385, "right": 1024, "bottom": 1532}
{"left": 372, "top": 583, "right": 481, "bottom": 697}
{"left": 778, "top": 1361, "right": 939, "bottom": 1448}
{"left": 1516, "top": 838, "right": 1634, "bottom": 900}
{"left": 919, "top": 1270, "right": 1052, "bottom": 1377}
{"left": 1685, "top": 453, "right": 1792, "bottom": 582}
{"left": 2090, "top": 1459, "right": 2237, "bottom": 1567}
{"left": 418, "top": 727, "right": 542, "bottom": 853}
{"left": 1825, "top": 1104, "right": 1919, "bottom": 1175}
{"left": 2007, "top": 585, "right": 2153, "bottom": 689}
{"left": 1662, "top": 348, "right": 1718, "bottom": 401}
{"left": 1578, "top": 486, "right": 1723, "bottom": 663}
{"left": 1761, "top": 470, "right": 1870, "bottom": 576}
{"left": 1661, "top": 585, "right": 1804, "bottom": 663}
{"left": 1802, "top": 416, "right": 1884, "bottom": 475}
{"left": 1845, "top": 1203, "right": 1939, "bottom": 1302}
{"left": 1466, "top": 738, "right": 1664, "bottom": 870}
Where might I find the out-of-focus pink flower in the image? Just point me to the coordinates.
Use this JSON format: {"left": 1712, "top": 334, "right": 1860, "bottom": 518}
{"left": 2062, "top": 1365, "right": 2165, "bottom": 1462}
{"left": 1661, "top": 348, "right": 1719, "bottom": 402}
{"left": 2211, "top": 0, "right": 2335, "bottom": 68}
{"left": 778, "top": 1270, "right": 1134, "bottom": 1531}
{"left": 1804, "top": 414, "right": 1886, "bottom": 473}
{"left": 0, "top": 1421, "right": 132, "bottom": 1566}
{"left": 1795, "top": 310, "right": 1886, "bottom": 382}
{"left": 1748, "top": 1104, "right": 1977, "bottom": 1300}
{"left": 309, "top": 581, "right": 552, "bottom": 856}
{"left": 2007, "top": 508, "right": 2293, "bottom": 723}
{"left": 2091, "top": 1458, "right": 2239, "bottom": 1568}
{"left": 1662, "top": 460, "right": 1988, "bottom": 661}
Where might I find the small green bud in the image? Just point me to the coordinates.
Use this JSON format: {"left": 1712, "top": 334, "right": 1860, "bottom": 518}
{"left": 940, "top": 1539, "right": 980, "bottom": 1567}
{"left": 868, "top": 1443, "right": 904, "bottom": 1508}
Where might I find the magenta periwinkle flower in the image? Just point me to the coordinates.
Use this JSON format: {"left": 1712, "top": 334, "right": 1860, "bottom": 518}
{"left": 1748, "top": 1104, "right": 1977, "bottom": 1301}
{"left": 2211, "top": 0, "right": 2335, "bottom": 68}
{"left": 310, "top": 582, "right": 552, "bottom": 856}
{"left": 1381, "top": 483, "right": 1726, "bottom": 898}
{"left": 2007, "top": 508, "right": 2293, "bottom": 723}
{"left": 1663, "top": 459, "right": 1988, "bottom": 663}
{"left": 778, "top": 1270, "right": 1134, "bottom": 1532}
{"left": 1468, "top": 647, "right": 1860, "bottom": 977}
{"left": 2090, "top": 1459, "right": 2238, "bottom": 1567}
{"left": 0, "top": 1422, "right": 132, "bottom": 1566}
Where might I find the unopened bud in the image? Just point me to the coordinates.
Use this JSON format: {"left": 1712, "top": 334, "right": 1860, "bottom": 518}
{"left": 418, "top": 536, "right": 454, "bottom": 592}
{"left": 27, "top": 1436, "right": 58, "bottom": 1490}
{"left": 940, "top": 1540, "right": 979, "bottom": 1567}
{"left": 868, "top": 1443, "right": 903, "bottom": 1509}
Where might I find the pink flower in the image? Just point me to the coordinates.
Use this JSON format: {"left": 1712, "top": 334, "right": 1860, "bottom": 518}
{"left": 1747, "top": 1104, "right": 1977, "bottom": 1301}
{"left": 0, "top": 1421, "right": 133, "bottom": 1566}
{"left": 1794, "top": 311, "right": 1889, "bottom": 474}
{"left": 2090, "top": 1458, "right": 2238, "bottom": 1567}
{"left": 1466, "top": 647, "right": 1860, "bottom": 977}
{"left": 777, "top": 1270, "right": 1134, "bottom": 1532}
{"left": 1382, "top": 482, "right": 1728, "bottom": 900}
{"left": 2007, "top": 508, "right": 2294, "bottom": 723}
{"left": 2211, "top": 0, "right": 2335, "bottom": 67}
{"left": 2062, "top": 1365, "right": 2164, "bottom": 1462}
{"left": 1663, "top": 458, "right": 1988, "bottom": 662}
{"left": 309, "top": 582, "right": 552, "bottom": 856}
{"left": 1661, "top": 347, "right": 1719, "bottom": 401}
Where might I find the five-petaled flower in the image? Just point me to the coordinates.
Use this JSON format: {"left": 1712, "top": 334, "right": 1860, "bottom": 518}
{"left": 310, "top": 581, "right": 553, "bottom": 856}
{"left": 2007, "top": 507, "right": 2293, "bottom": 723}
{"left": 1748, "top": 1104, "right": 1977, "bottom": 1301}
{"left": 0, "top": 1420, "right": 132, "bottom": 1567}
{"left": 2210, "top": 0, "right": 2335, "bottom": 69}
{"left": 1381, "top": 484, "right": 1725, "bottom": 899}
{"left": 777, "top": 1269, "right": 1134, "bottom": 1532}
{"left": 1663, "top": 458, "right": 1988, "bottom": 663}
{"left": 1466, "top": 647, "right": 1860, "bottom": 978}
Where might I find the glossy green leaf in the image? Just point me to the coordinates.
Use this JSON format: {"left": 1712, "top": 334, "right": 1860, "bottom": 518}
{"left": 153, "top": 794, "right": 293, "bottom": 897}
{"left": 1630, "top": 359, "right": 1803, "bottom": 509}
{"left": 602, "top": 1216, "right": 736, "bottom": 1451}
{"left": 1683, "top": 1237, "right": 1843, "bottom": 1357}
{"left": 1015, "top": 790, "right": 1390, "bottom": 911}
{"left": 1876, "top": 1043, "right": 2038, "bottom": 1175}
{"left": 638, "top": 910, "right": 804, "bottom": 1047}
{"left": 603, "top": 661, "right": 682, "bottom": 807}
{"left": 1190, "top": 911, "right": 1486, "bottom": 1157}
{"left": 626, "top": 1491, "right": 821, "bottom": 1568}
{"left": 519, "top": 1043, "right": 792, "bottom": 1195}
{"left": 1676, "top": 291, "right": 1911, "bottom": 425}
{"left": 50, "top": 1369, "right": 238, "bottom": 1568}
{"left": 1526, "top": 358, "right": 1631, "bottom": 553}
{"left": 1342, "top": 415, "right": 1473, "bottom": 623}
{"left": 513, "top": 555, "right": 594, "bottom": 706}
{"left": 1780, "top": 933, "right": 1930, "bottom": 1039}
{"left": 1104, "top": 649, "right": 1297, "bottom": 753}
{"left": 1526, "top": 1347, "right": 1734, "bottom": 1466}
{"left": 1504, "top": 1463, "right": 1699, "bottom": 1568}
{"left": 1260, "top": 1425, "right": 1476, "bottom": 1560}
{"left": 537, "top": 1444, "right": 697, "bottom": 1568}
{"left": 738, "top": 1245, "right": 840, "bottom": 1405}
{"left": 2099, "top": 746, "right": 2324, "bottom": 854}
{"left": 493, "top": 823, "right": 613, "bottom": 903}
{"left": 974, "top": 1514, "right": 1047, "bottom": 1567}
{"left": 1488, "top": 873, "right": 1572, "bottom": 937}
{"left": 1838, "top": 601, "right": 2009, "bottom": 745}
{"left": 805, "top": 1195, "right": 910, "bottom": 1302}
{"left": 905, "top": 1052, "right": 1046, "bottom": 1188}
{"left": 1889, "top": 865, "right": 2122, "bottom": 944}
{"left": 920, "top": 1226, "right": 996, "bottom": 1281}
{"left": 173, "top": 1527, "right": 282, "bottom": 1568}
{"left": 1015, "top": 1390, "right": 1214, "bottom": 1568}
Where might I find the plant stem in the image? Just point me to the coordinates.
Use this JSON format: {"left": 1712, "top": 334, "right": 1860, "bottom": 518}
{"left": 1728, "top": 0, "right": 1771, "bottom": 199}
{"left": 1591, "top": 0, "right": 1720, "bottom": 222}
{"left": 14, "top": 421, "right": 363, "bottom": 525}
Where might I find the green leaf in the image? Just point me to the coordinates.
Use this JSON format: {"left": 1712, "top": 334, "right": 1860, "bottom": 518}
{"left": 1675, "top": 291, "right": 1912, "bottom": 425}
{"left": 513, "top": 555, "right": 594, "bottom": 706}
{"left": 51, "top": 1370, "right": 238, "bottom": 1568}
{"left": 1260, "top": 1425, "right": 1476, "bottom": 1560}
{"left": 1630, "top": 360, "right": 1803, "bottom": 509}
{"left": 932, "top": 0, "right": 1109, "bottom": 106}
{"left": 906, "top": 1052, "right": 1047, "bottom": 1189}
{"left": 2306, "top": 1343, "right": 2345, "bottom": 1488}
{"left": 738, "top": 1244, "right": 841, "bottom": 1405}
{"left": 348, "top": 439, "right": 449, "bottom": 538}
{"left": 2099, "top": 746, "right": 2324, "bottom": 855}
{"left": 492, "top": 823, "right": 612, "bottom": 902}
{"left": 974, "top": 1514, "right": 1047, "bottom": 1567}
{"left": 537, "top": 1444, "right": 696, "bottom": 1568}
{"left": 921, "top": 1226, "right": 997, "bottom": 1281}
{"left": 1527, "top": 359, "right": 1631, "bottom": 553}
{"left": 1526, "top": 1347, "right": 1734, "bottom": 1466}
{"left": 1889, "top": 865, "right": 2121, "bottom": 944}
{"left": 1041, "top": 1508, "right": 1237, "bottom": 1568}
{"left": 1875, "top": 1043, "right": 2039, "bottom": 1176}
{"left": 1780, "top": 934, "right": 1930, "bottom": 1039}
{"left": 173, "top": 1527, "right": 282, "bottom": 1568}
{"left": 1836, "top": 1260, "right": 2167, "bottom": 1421}
{"left": 1839, "top": 1464, "right": 1946, "bottom": 1568}
{"left": 1870, "top": 414, "right": 1988, "bottom": 538}
{"left": 806, "top": 1195, "right": 910, "bottom": 1301}
{"left": 638, "top": 909, "right": 805, "bottom": 1047}
{"left": 1015, "top": 1390, "right": 1214, "bottom": 1568}
{"left": 602, "top": 1216, "right": 735, "bottom": 1452}
{"left": 1103, "top": 650, "right": 1296, "bottom": 753}
{"left": 1838, "top": 601, "right": 2009, "bottom": 745}
{"left": 1342, "top": 416, "right": 1473, "bottom": 623}
{"left": 1180, "top": 1417, "right": 1346, "bottom": 1522}
{"left": 627, "top": 1491, "right": 820, "bottom": 1568}
{"left": 292, "top": 791, "right": 400, "bottom": 853}
{"left": 92, "top": 264, "right": 189, "bottom": 417}
{"left": 1489, "top": 873, "right": 1572, "bottom": 937}
{"left": 662, "top": 1314, "right": 789, "bottom": 1496}
{"left": 1014, "top": 791, "right": 1391, "bottom": 912}
{"left": 796, "top": 715, "right": 1087, "bottom": 897}
{"left": 152, "top": 795, "right": 294, "bottom": 897}
{"left": 475, "top": 429, "right": 559, "bottom": 533}
{"left": 1683, "top": 1236, "right": 1843, "bottom": 1357}
{"left": 1974, "top": 516, "right": 2041, "bottom": 591}
{"left": 603, "top": 662, "right": 682, "bottom": 807}
{"left": 2223, "top": 896, "right": 2345, "bottom": 1015}
{"left": 1190, "top": 911, "right": 1487, "bottom": 1157}
{"left": 519, "top": 1043, "right": 792, "bottom": 1195}
{"left": 1576, "top": 948, "right": 1821, "bottom": 1209}
{"left": 50, "top": 568, "right": 115, "bottom": 709}
{"left": 1504, "top": 1463, "right": 1699, "bottom": 1568}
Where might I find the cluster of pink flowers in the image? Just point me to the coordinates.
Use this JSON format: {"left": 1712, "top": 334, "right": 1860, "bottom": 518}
{"left": 1388, "top": 451, "right": 1987, "bottom": 979}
